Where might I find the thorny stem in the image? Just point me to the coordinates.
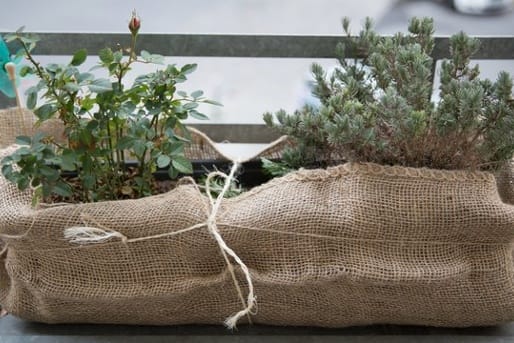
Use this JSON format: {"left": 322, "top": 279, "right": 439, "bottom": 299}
{"left": 114, "top": 34, "right": 139, "bottom": 171}
{"left": 19, "top": 38, "right": 69, "bottom": 113}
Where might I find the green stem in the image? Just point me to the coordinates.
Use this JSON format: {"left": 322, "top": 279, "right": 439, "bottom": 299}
{"left": 137, "top": 150, "right": 148, "bottom": 196}
{"left": 106, "top": 120, "right": 116, "bottom": 167}
{"left": 114, "top": 120, "right": 121, "bottom": 164}
{"left": 150, "top": 114, "right": 159, "bottom": 133}
{"left": 20, "top": 39, "right": 45, "bottom": 80}
{"left": 128, "top": 33, "right": 138, "bottom": 64}
{"left": 119, "top": 126, "right": 126, "bottom": 168}
{"left": 19, "top": 39, "right": 69, "bottom": 115}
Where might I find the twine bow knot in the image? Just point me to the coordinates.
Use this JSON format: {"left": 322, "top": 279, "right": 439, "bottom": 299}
{"left": 63, "top": 161, "right": 256, "bottom": 329}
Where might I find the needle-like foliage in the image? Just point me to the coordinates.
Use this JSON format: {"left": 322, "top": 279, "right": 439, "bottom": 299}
{"left": 264, "top": 17, "right": 514, "bottom": 174}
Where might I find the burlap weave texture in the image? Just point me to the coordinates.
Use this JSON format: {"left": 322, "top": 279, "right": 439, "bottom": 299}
{"left": 0, "top": 108, "right": 65, "bottom": 149}
{"left": 1, "top": 145, "right": 514, "bottom": 327}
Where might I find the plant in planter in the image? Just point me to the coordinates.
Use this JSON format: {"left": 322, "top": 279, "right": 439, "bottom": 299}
{"left": 263, "top": 17, "right": 514, "bottom": 175}
{"left": 2, "top": 17, "right": 514, "bottom": 330}
{"left": 0, "top": 12, "right": 221, "bottom": 203}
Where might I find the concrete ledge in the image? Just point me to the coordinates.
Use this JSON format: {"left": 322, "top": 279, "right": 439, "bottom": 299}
{"left": 2, "top": 315, "right": 514, "bottom": 343}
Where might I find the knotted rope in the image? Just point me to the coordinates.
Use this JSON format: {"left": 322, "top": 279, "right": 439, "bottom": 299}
{"left": 63, "top": 161, "right": 256, "bottom": 329}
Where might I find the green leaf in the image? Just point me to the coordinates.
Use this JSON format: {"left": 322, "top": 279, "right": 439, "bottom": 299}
{"left": 140, "top": 50, "right": 164, "bottom": 64}
{"left": 32, "top": 131, "right": 47, "bottom": 144}
{"left": 133, "top": 140, "right": 146, "bottom": 157}
{"left": 177, "top": 91, "right": 187, "bottom": 97}
{"left": 42, "top": 184, "right": 53, "bottom": 198}
{"left": 1, "top": 164, "right": 13, "bottom": 177}
{"left": 79, "top": 96, "right": 95, "bottom": 111}
{"left": 71, "top": 49, "right": 87, "bottom": 66}
{"left": 45, "top": 63, "right": 60, "bottom": 73}
{"left": 18, "top": 34, "right": 40, "bottom": 45}
{"left": 117, "top": 136, "right": 135, "bottom": 150}
{"left": 156, "top": 155, "right": 171, "bottom": 168}
{"left": 181, "top": 64, "right": 197, "bottom": 75}
{"left": 88, "top": 78, "right": 112, "bottom": 93}
{"left": 77, "top": 72, "right": 94, "bottom": 84}
{"left": 39, "top": 165, "right": 59, "bottom": 181}
{"left": 99, "top": 48, "right": 114, "bottom": 64}
{"left": 189, "top": 110, "right": 209, "bottom": 120}
{"left": 19, "top": 65, "right": 34, "bottom": 77}
{"left": 171, "top": 155, "right": 193, "bottom": 174}
{"left": 53, "top": 180, "right": 72, "bottom": 197}
{"left": 113, "top": 51, "right": 123, "bottom": 63}
{"left": 202, "top": 99, "right": 223, "bottom": 106}
{"left": 16, "top": 146, "right": 31, "bottom": 155}
{"left": 34, "top": 103, "right": 57, "bottom": 120}
{"left": 26, "top": 90, "right": 37, "bottom": 109}
{"left": 86, "top": 120, "right": 99, "bottom": 131}
{"left": 140, "top": 50, "right": 151, "bottom": 62}
{"left": 191, "top": 90, "right": 203, "bottom": 99}
{"left": 32, "top": 142, "right": 47, "bottom": 153}
{"left": 60, "top": 152, "right": 77, "bottom": 171}
{"left": 79, "top": 130, "right": 94, "bottom": 147}
{"left": 3, "top": 33, "right": 17, "bottom": 42}
{"left": 183, "top": 102, "right": 199, "bottom": 110}
{"left": 81, "top": 174, "right": 96, "bottom": 190}
{"left": 17, "top": 177, "right": 30, "bottom": 191}
{"left": 168, "top": 166, "right": 179, "bottom": 179}
{"left": 168, "top": 142, "right": 184, "bottom": 156}
{"left": 64, "top": 82, "right": 80, "bottom": 92}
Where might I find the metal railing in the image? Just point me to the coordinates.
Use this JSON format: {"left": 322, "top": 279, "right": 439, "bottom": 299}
{"left": 1, "top": 32, "right": 513, "bottom": 142}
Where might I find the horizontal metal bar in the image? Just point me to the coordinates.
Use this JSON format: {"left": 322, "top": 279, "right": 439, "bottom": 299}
{"left": 2, "top": 32, "right": 514, "bottom": 59}
{"left": 431, "top": 37, "right": 514, "bottom": 60}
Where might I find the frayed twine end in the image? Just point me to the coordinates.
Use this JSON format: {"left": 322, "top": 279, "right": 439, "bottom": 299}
{"left": 223, "top": 294, "right": 257, "bottom": 330}
{"left": 64, "top": 226, "right": 127, "bottom": 244}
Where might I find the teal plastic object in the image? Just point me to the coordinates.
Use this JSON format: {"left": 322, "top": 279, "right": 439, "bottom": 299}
{"left": 0, "top": 36, "right": 21, "bottom": 98}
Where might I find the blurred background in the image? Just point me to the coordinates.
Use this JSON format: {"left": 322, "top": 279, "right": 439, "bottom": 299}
{"left": 0, "top": 0, "right": 513, "bottom": 127}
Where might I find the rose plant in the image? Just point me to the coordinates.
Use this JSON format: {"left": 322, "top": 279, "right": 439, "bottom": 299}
{"left": 1, "top": 11, "right": 221, "bottom": 203}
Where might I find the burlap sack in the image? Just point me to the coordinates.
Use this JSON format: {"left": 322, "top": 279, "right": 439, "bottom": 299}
{"left": 184, "top": 127, "right": 289, "bottom": 161}
{"left": 0, "top": 108, "right": 65, "bottom": 148}
{"left": 1, "top": 142, "right": 514, "bottom": 327}
{"left": 495, "top": 160, "right": 514, "bottom": 205}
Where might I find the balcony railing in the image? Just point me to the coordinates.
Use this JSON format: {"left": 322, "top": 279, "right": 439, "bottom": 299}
{"left": 1, "top": 32, "right": 513, "bottom": 142}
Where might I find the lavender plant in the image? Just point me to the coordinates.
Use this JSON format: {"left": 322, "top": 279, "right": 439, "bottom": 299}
{"left": 264, "top": 17, "right": 514, "bottom": 174}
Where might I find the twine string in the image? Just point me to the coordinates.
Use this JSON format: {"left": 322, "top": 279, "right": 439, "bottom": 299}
{"left": 204, "top": 161, "right": 255, "bottom": 327}
{"left": 205, "top": 161, "right": 255, "bottom": 329}
{"left": 63, "top": 161, "right": 256, "bottom": 329}
{"left": 0, "top": 243, "right": 8, "bottom": 256}
{"left": 59, "top": 219, "right": 514, "bottom": 249}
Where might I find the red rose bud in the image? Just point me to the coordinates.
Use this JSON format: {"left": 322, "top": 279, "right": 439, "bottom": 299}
{"left": 129, "top": 11, "right": 141, "bottom": 35}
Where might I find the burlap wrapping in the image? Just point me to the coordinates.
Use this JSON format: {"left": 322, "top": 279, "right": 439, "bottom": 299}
{"left": 495, "top": 161, "right": 514, "bottom": 205}
{"left": 1, "top": 142, "right": 514, "bottom": 327}
{"left": 184, "top": 126, "right": 289, "bottom": 162}
{"left": 0, "top": 108, "right": 65, "bottom": 148}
